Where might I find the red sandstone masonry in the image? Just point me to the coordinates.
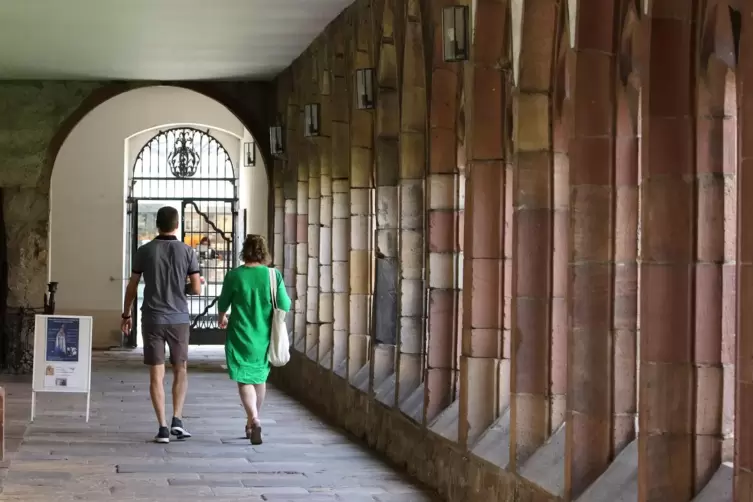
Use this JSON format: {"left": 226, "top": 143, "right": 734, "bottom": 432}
{"left": 425, "top": 0, "right": 461, "bottom": 426}
{"left": 509, "top": 0, "right": 559, "bottom": 469}
{"left": 396, "top": 0, "right": 427, "bottom": 407}
{"left": 694, "top": 37, "right": 735, "bottom": 488}
{"left": 458, "top": 0, "right": 507, "bottom": 447}
{"left": 613, "top": 82, "right": 639, "bottom": 456}
{"left": 736, "top": 3, "right": 753, "bottom": 498}
{"left": 639, "top": 5, "right": 697, "bottom": 500}
{"left": 566, "top": 0, "right": 617, "bottom": 497}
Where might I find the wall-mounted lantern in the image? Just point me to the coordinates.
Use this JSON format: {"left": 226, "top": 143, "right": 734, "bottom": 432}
{"left": 269, "top": 125, "right": 284, "bottom": 157}
{"left": 442, "top": 6, "right": 470, "bottom": 62}
{"left": 355, "top": 68, "right": 375, "bottom": 110}
{"left": 304, "top": 103, "right": 321, "bottom": 137}
{"left": 243, "top": 141, "right": 256, "bottom": 167}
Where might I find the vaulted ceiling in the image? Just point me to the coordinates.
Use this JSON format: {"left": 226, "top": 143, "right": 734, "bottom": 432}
{"left": 0, "top": 0, "right": 352, "bottom": 80}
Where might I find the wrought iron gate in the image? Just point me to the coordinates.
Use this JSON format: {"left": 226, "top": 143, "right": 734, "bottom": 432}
{"left": 125, "top": 127, "right": 238, "bottom": 347}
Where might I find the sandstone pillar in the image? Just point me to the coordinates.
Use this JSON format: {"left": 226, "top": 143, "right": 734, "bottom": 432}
{"left": 566, "top": 1, "right": 616, "bottom": 496}
{"left": 550, "top": 35, "right": 569, "bottom": 435}
{"left": 283, "top": 100, "right": 300, "bottom": 344}
{"left": 613, "top": 80, "right": 639, "bottom": 455}
{"left": 395, "top": 0, "right": 426, "bottom": 406}
{"left": 331, "top": 18, "right": 352, "bottom": 377}
{"left": 735, "top": 3, "right": 753, "bottom": 497}
{"left": 694, "top": 54, "right": 735, "bottom": 488}
{"left": 349, "top": 1, "right": 376, "bottom": 382}
{"left": 372, "top": 0, "right": 400, "bottom": 397}
{"left": 273, "top": 179, "right": 284, "bottom": 268}
{"left": 425, "top": 0, "right": 462, "bottom": 425}
{"left": 318, "top": 58, "right": 335, "bottom": 370}
{"left": 638, "top": 5, "right": 696, "bottom": 499}
{"left": 509, "top": 0, "right": 557, "bottom": 468}
{"left": 458, "top": 0, "right": 507, "bottom": 447}
{"left": 295, "top": 132, "right": 309, "bottom": 354}
{"left": 306, "top": 139, "right": 321, "bottom": 360}
{"left": 721, "top": 71, "right": 736, "bottom": 464}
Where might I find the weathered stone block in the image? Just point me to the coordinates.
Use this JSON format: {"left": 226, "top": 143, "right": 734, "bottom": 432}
{"left": 399, "top": 132, "right": 426, "bottom": 180}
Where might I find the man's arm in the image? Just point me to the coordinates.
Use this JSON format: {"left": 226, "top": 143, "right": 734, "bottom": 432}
{"left": 123, "top": 273, "right": 141, "bottom": 316}
{"left": 187, "top": 248, "right": 202, "bottom": 295}
{"left": 122, "top": 247, "right": 144, "bottom": 333}
{"left": 121, "top": 272, "right": 141, "bottom": 334}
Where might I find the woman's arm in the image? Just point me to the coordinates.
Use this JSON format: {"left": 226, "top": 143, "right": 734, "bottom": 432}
{"left": 217, "top": 270, "right": 236, "bottom": 329}
{"left": 275, "top": 269, "right": 292, "bottom": 312}
{"left": 217, "top": 269, "right": 235, "bottom": 318}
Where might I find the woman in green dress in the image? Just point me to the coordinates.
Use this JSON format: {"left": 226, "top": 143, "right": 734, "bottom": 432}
{"left": 218, "top": 234, "right": 291, "bottom": 444}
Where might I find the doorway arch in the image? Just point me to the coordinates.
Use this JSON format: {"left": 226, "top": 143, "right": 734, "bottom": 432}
{"left": 48, "top": 86, "right": 269, "bottom": 349}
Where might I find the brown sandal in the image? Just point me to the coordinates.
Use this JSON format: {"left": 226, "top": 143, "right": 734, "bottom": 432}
{"left": 248, "top": 419, "right": 263, "bottom": 445}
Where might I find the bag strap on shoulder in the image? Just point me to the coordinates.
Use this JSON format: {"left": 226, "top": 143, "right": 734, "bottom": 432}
{"left": 268, "top": 267, "right": 278, "bottom": 309}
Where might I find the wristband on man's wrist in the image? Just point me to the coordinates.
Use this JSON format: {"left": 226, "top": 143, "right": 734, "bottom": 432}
{"left": 121, "top": 313, "right": 131, "bottom": 319}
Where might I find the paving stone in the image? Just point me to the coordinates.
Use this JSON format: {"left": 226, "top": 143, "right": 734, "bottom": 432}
{"left": 0, "top": 349, "right": 439, "bottom": 501}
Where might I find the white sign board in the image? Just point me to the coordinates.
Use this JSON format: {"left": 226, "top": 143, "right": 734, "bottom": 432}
{"left": 31, "top": 315, "right": 93, "bottom": 422}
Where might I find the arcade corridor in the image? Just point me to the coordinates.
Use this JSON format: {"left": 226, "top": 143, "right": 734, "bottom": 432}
{"left": 0, "top": 0, "right": 752, "bottom": 501}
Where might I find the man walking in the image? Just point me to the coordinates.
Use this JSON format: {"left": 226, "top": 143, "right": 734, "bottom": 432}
{"left": 121, "top": 206, "right": 201, "bottom": 443}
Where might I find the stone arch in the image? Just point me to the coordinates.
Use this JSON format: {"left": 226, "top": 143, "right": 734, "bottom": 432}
{"left": 46, "top": 82, "right": 274, "bottom": 192}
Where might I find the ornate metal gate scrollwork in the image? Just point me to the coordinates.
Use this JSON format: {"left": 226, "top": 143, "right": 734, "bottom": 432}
{"left": 125, "top": 127, "right": 238, "bottom": 346}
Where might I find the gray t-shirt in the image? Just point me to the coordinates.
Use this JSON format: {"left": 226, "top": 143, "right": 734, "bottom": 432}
{"left": 133, "top": 235, "right": 200, "bottom": 325}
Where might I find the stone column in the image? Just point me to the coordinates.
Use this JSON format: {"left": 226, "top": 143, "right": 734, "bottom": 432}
{"left": 458, "top": 0, "right": 508, "bottom": 447}
{"left": 509, "top": 0, "right": 557, "bottom": 468}
{"left": 735, "top": 3, "right": 753, "bottom": 497}
{"left": 349, "top": 1, "right": 375, "bottom": 382}
{"left": 550, "top": 46, "right": 569, "bottom": 435}
{"left": 396, "top": 0, "right": 426, "bottom": 406}
{"left": 425, "top": 0, "right": 462, "bottom": 425}
{"left": 295, "top": 133, "right": 309, "bottom": 354}
{"left": 273, "top": 168, "right": 284, "bottom": 268}
{"left": 283, "top": 101, "right": 300, "bottom": 344}
{"left": 306, "top": 140, "right": 321, "bottom": 360}
{"left": 566, "top": 1, "right": 616, "bottom": 495}
{"left": 372, "top": 0, "right": 400, "bottom": 397}
{"left": 638, "top": 5, "right": 696, "bottom": 499}
{"left": 613, "top": 77, "right": 639, "bottom": 454}
{"left": 721, "top": 71, "right": 736, "bottom": 463}
{"left": 318, "top": 57, "right": 335, "bottom": 370}
{"left": 694, "top": 55, "right": 734, "bottom": 487}
{"left": 331, "top": 17, "right": 352, "bottom": 377}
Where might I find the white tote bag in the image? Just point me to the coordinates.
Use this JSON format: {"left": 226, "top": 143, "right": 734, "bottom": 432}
{"left": 266, "top": 267, "right": 291, "bottom": 367}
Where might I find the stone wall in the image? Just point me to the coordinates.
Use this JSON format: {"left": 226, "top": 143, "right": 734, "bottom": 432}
{"left": 0, "top": 82, "right": 103, "bottom": 311}
{"left": 271, "top": 353, "right": 556, "bottom": 502}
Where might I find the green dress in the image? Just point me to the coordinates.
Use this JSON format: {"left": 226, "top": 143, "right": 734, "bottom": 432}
{"left": 218, "top": 266, "right": 291, "bottom": 384}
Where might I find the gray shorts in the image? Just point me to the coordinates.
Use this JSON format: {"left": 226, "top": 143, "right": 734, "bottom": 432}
{"left": 142, "top": 323, "right": 190, "bottom": 366}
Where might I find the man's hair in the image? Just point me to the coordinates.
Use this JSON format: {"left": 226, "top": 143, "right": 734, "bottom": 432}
{"left": 156, "top": 206, "right": 179, "bottom": 233}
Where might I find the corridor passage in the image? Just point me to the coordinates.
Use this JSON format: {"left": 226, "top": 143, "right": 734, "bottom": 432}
{"left": 0, "top": 350, "right": 437, "bottom": 501}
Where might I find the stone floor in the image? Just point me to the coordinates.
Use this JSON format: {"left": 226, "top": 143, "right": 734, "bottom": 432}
{"left": 0, "top": 349, "right": 438, "bottom": 501}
